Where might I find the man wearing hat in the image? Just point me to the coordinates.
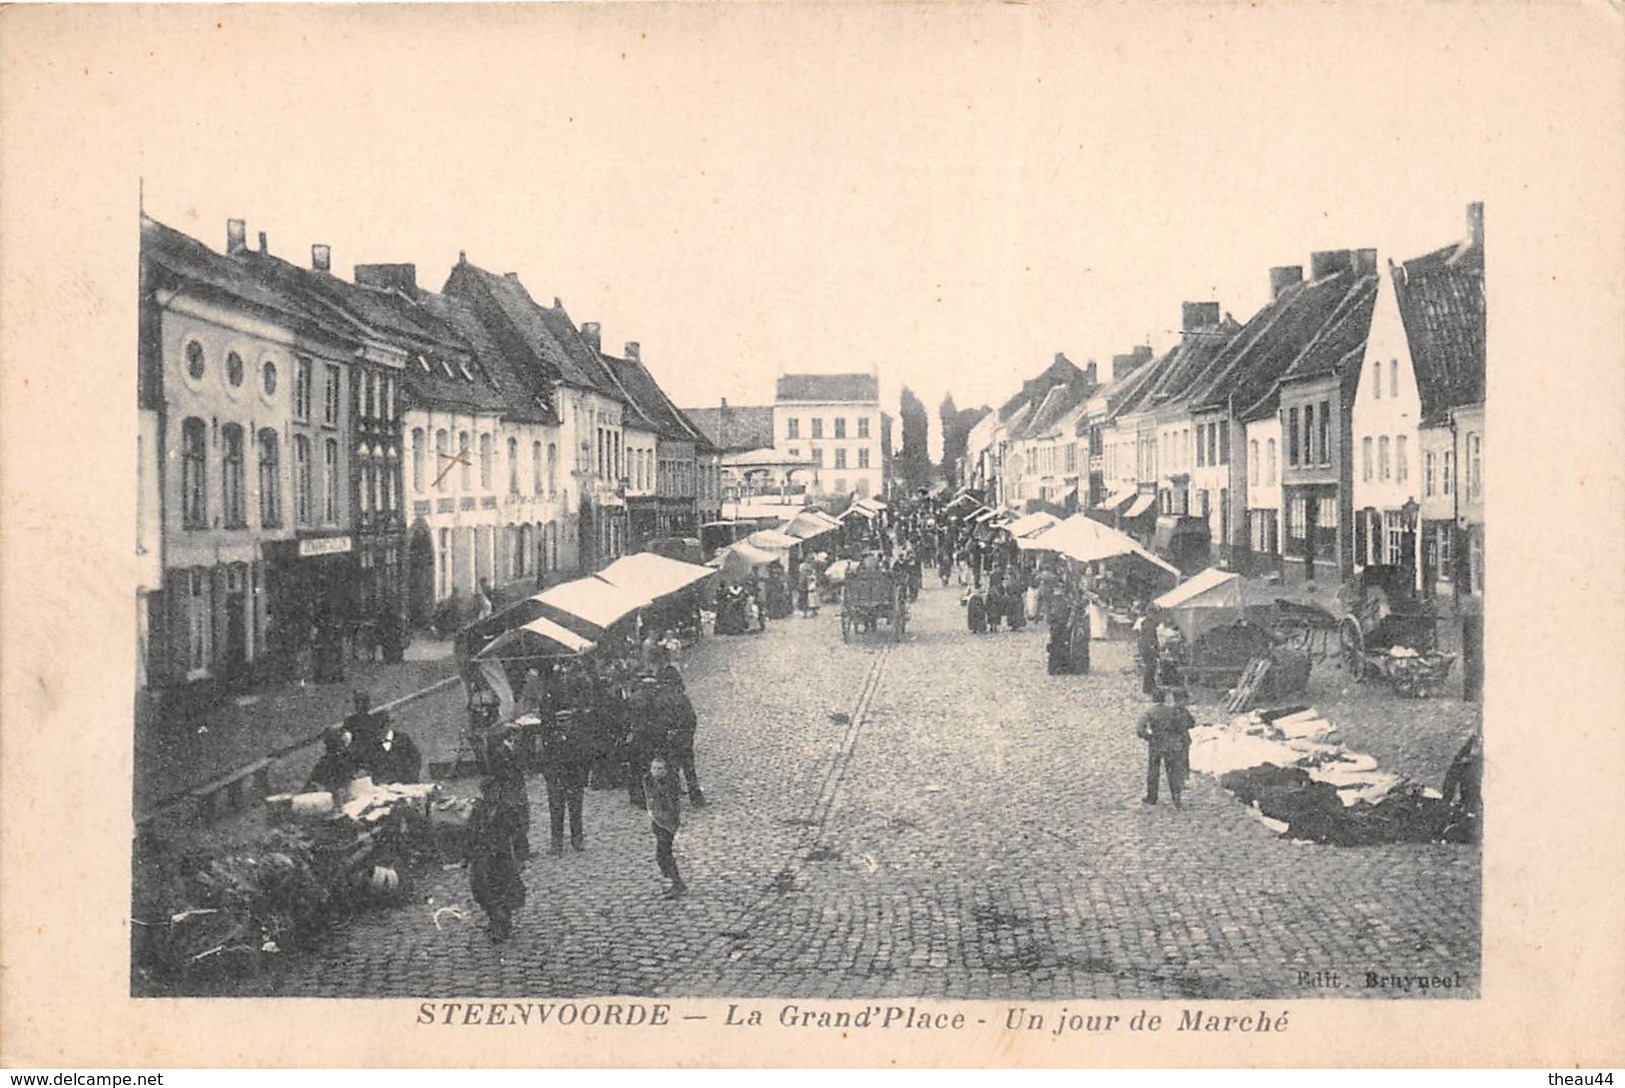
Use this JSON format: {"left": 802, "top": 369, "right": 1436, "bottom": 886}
{"left": 537, "top": 710, "right": 591, "bottom": 854}
{"left": 656, "top": 664, "right": 705, "bottom": 807}
{"left": 1137, "top": 687, "right": 1196, "bottom": 809}
{"left": 623, "top": 674, "right": 669, "bottom": 808}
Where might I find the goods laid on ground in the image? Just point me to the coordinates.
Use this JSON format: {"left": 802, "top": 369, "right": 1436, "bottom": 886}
{"left": 133, "top": 778, "right": 453, "bottom": 988}
{"left": 1190, "top": 707, "right": 1476, "bottom": 846}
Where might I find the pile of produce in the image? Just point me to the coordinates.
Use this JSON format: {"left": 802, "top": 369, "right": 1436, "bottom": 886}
{"left": 1191, "top": 706, "right": 1476, "bottom": 847}
{"left": 133, "top": 781, "right": 455, "bottom": 989}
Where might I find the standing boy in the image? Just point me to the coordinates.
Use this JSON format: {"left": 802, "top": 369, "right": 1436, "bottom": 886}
{"left": 643, "top": 756, "right": 687, "bottom": 899}
{"left": 1137, "top": 687, "right": 1196, "bottom": 808}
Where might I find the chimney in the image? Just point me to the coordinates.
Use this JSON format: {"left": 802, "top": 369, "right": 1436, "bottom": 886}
{"left": 1309, "top": 249, "right": 1354, "bottom": 280}
{"left": 1466, "top": 202, "right": 1484, "bottom": 250}
{"left": 1082, "top": 362, "right": 1098, "bottom": 387}
{"left": 1269, "top": 265, "right": 1303, "bottom": 300}
{"left": 624, "top": 342, "right": 640, "bottom": 362}
{"left": 354, "top": 263, "right": 418, "bottom": 296}
{"left": 1181, "top": 301, "right": 1221, "bottom": 332}
{"left": 580, "top": 322, "right": 602, "bottom": 351}
{"left": 1110, "top": 352, "right": 1143, "bottom": 380}
{"left": 311, "top": 244, "right": 331, "bottom": 273}
{"left": 720, "top": 396, "right": 728, "bottom": 408}
{"left": 257, "top": 231, "right": 268, "bottom": 254}
{"left": 226, "top": 219, "right": 247, "bottom": 256}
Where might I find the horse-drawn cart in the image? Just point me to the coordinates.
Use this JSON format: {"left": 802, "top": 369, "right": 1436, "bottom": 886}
{"left": 841, "top": 568, "right": 908, "bottom": 642}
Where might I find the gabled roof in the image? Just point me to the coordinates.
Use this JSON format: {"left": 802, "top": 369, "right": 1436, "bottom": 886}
{"left": 684, "top": 404, "right": 775, "bottom": 453}
{"left": 775, "top": 373, "right": 879, "bottom": 403}
{"left": 443, "top": 261, "right": 600, "bottom": 391}
{"left": 1019, "top": 381, "right": 1090, "bottom": 440}
{"left": 1138, "top": 317, "right": 1244, "bottom": 416}
{"left": 1194, "top": 270, "right": 1376, "bottom": 422}
{"left": 140, "top": 216, "right": 358, "bottom": 349}
{"left": 537, "top": 303, "right": 633, "bottom": 405}
{"left": 1393, "top": 239, "right": 1485, "bottom": 423}
{"left": 420, "top": 290, "right": 552, "bottom": 421}
{"left": 1276, "top": 273, "right": 1381, "bottom": 387}
{"left": 602, "top": 352, "right": 694, "bottom": 441}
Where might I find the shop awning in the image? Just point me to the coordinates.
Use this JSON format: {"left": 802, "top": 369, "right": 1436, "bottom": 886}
{"left": 474, "top": 616, "right": 596, "bottom": 661}
{"left": 1015, "top": 514, "right": 1180, "bottom": 576}
{"left": 840, "top": 504, "right": 877, "bottom": 520}
{"left": 535, "top": 576, "right": 651, "bottom": 631}
{"left": 1005, "top": 511, "right": 1058, "bottom": 539}
{"left": 719, "top": 540, "right": 783, "bottom": 568}
{"left": 596, "top": 552, "right": 715, "bottom": 601}
{"left": 1123, "top": 493, "right": 1157, "bottom": 518}
{"left": 859, "top": 497, "right": 889, "bottom": 511}
{"left": 1154, "top": 566, "right": 1241, "bottom": 611}
{"left": 747, "top": 529, "right": 801, "bottom": 550}
{"left": 1094, "top": 487, "right": 1138, "bottom": 512}
{"left": 783, "top": 509, "right": 842, "bottom": 539}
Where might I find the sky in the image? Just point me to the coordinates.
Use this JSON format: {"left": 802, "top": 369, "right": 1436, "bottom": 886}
{"left": 121, "top": 5, "right": 1550, "bottom": 462}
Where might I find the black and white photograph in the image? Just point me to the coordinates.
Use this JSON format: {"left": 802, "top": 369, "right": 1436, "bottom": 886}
{"left": 2, "top": 1, "right": 1622, "bottom": 1071}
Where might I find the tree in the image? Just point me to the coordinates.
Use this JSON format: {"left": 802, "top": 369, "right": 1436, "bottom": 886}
{"left": 896, "top": 386, "right": 932, "bottom": 493}
{"left": 939, "top": 393, "right": 989, "bottom": 488}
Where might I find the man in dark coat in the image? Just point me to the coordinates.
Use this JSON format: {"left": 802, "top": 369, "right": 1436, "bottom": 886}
{"left": 1047, "top": 595, "right": 1073, "bottom": 675}
{"left": 368, "top": 722, "right": 423, "bottom": 785}
{"left": 538, "top": 710, "right": 591, "bottom": 854}
{"left": 343, "top": 690, "right": 388, "bottom": 750}
{"left": 305, "top": 726, "right": 365, "bottom": 794}
{"left": 623, "top": 676, "right": 669, "bottom": 808}
{"left": 1137, "top": 687, "right": 1196, "bottom": 808}
{"left": 656, "top": 665, "right": 705, "bottom": 806}
{"left": 1137, "top": 605, "right": 1163, "bottom": 699}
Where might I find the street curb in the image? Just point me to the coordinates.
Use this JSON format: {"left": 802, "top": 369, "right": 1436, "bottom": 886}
{"left": 135, "top": 672, "right": 463, "bottom": 827}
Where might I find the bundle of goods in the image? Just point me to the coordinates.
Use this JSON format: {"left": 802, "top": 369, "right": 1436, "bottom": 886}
{"left": 136, "top": 779, "right": 449, "bottom": 988}
{"left": 132, "top": 827, "right": 332, "bottom": 985}
{"left": 1190, "top": 707, "right": 1469, "bottom": 846}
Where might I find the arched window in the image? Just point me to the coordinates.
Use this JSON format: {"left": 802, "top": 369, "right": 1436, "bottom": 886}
{"left": 546, "top": 442, "right": 558, "bottom": 496}
{"left": 459, "top": 431, "right": 472, "bottom": 490}
{"left": 507, "top": 437, "right": 519, "bottom": 495}
{"left": 411, "top": 428, "right": 425, "bottom": 492}
{"left": 1389, "top": 359, "right": 1399, "bottom": 398}
{"left": 1248, "top": 440, "right": 1259, "bottom": 486}
{"left": 221, "top": 424, "right": 246, "bottom": 528}
{"left": 258, "top": 429, "right": 281, "bottom": 527}
{"left": 532, "top": 441, "right": 543, "bottom": 495}
{"left": 435, "top": 429, "right": 450, "bottom": 492}
{"left": 479, "top": 433, "right": 493, "bottom": 490}
{"left": 323, "top": 438, "right": 340, "bottom": 523}
{"left": 1266, "top": 438, "right": 1277, "bottom": 486}
{"left": 181, "top": 417, "right": 207, "bottom": 529}
{"left": 383, "top": 447, "right": 398, "bottom": 514}
{"left": 293, "top": 435, "right": 313, "bottom": 525}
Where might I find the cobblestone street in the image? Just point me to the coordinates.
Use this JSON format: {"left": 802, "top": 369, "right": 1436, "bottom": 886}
{"left": 255, "top": 579, "right": 1479, "bottom": 1000}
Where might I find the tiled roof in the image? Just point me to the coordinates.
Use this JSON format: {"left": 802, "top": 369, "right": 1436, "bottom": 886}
{"left": 140, "top": 216, "right": 358, "bottom": 348}
{"left": 775, "top": 372, "right": 879, "bottom": 403}
{"left": 1018, "top": 381, "right": 1090, "bottom": 440}
{"left": 536, "top": 303, "right": 632, "bottom": 404}
{"left": 1393, "top": 240, "right": 1485, "bottom": 423}
{"left": 684, "top": 404, "right": 775, "bottom": 453}
{"left": 420, "top": 291, "right": 553, "bottom": 421}
{"left": 1276, "top": 273, "right": 1381, "bottom": 387}
{"left": 1139, "top": 318, "right": 1244, "bottom": 415}
{"left": 603, "top": 353, "right": 694, "bottom": 441}
{"left": 1196, "top": 271, "right": 1376, "bottom": 422}
{"left": 444, "top": 262, "right": 600, "bottom": 391}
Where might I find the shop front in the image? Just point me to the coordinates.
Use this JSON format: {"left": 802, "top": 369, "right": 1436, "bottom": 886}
{"left": 263, "top": 533, "right": 358, "bottom": 682}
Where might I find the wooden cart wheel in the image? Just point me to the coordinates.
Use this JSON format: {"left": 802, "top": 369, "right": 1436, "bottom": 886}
{"left": 1338, "top": 616, "right": 1365, "bottom": 679}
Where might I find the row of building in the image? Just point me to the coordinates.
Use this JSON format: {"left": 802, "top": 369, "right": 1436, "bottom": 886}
{"left": 137, "top": 216, "right": 725, "bottom": 697}
{"left": 683, "top": 373, "right": 895, "bottom": 506}
{"left": 963, "top": 203, "right": 1486, "bottom": 603}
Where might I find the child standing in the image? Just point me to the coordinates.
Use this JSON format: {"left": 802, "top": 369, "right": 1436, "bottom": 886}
{"left": 643, "top": 756, "right": 687, "bottom": 899}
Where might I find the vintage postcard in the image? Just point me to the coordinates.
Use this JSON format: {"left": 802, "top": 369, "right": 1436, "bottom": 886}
{"left": 1, "top": 1, "right": 1622, "bottom": 1070}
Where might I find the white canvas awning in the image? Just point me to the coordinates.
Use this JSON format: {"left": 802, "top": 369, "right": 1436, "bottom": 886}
{"left": 1094, "top": 487, "right": 1138, "bottom": 512}
{"left": 596, "top": 552, "right": 715, "bottom": 601}
{"left": 747, "top": 529, "right": 801, "bottom": 551}
{"left": 474, "top": 616, "right": 596, "bottom": 660}
{"left": 1124, "top": 493, "right": 1158, "bottom": 518}
{"left": 1154, "top": 567, "right": 1241, "bottom": 610}
{"left": 1015, "top": 514, "right": 1180, "bottom": 576}
{"left": 784, "top": 510, "right": 842, "bottom": 539}
{"left": 535, "top": 576, "right": 651, "bottom": 631}
{"left": 1005, "top": 512, "right": 1058, "bottom": 539}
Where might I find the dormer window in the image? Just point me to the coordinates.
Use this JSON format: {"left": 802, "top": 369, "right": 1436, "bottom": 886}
{"left": 416, "top": 353, "right": 431, "bottom": 373}
{"left": 439, "top": 358, "right": 456, "bottom": 379}
{"left": 457, "top": 359, "right": 475, "bottom": 382}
